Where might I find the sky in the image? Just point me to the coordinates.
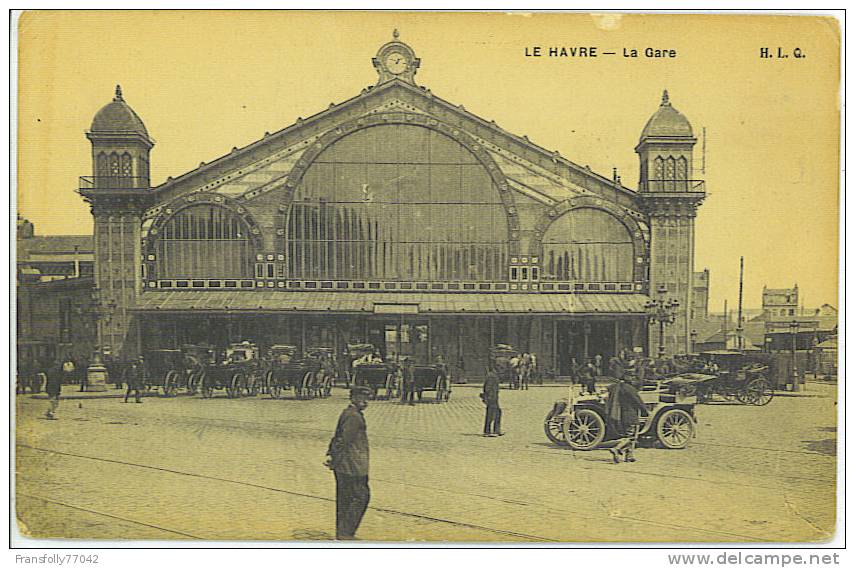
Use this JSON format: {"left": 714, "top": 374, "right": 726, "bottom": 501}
{"left": 16, "top": 11, "right": 840, "bottom": 310}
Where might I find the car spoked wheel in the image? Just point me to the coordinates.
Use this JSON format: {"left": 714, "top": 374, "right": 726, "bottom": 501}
{"left": 656, "top": 409, "right": 695, "bottom": 449}
{"left": 543, "top": 413, "right": 568, "bottom": 446}
{"left": 562, "top": 409, "right": 606, "bottom": 451}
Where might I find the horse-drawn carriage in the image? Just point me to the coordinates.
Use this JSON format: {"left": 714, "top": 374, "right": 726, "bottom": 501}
{"left": 693, "top": 350, "right": 775, "bottom": 406}
{"left": 143, "top": 349, "right": 188, "bottom": 396}
{"left": 263, "top": 345, "right": 332, "bottom": 399}
{"left": 195, "top": 341, "right": 263, "bottom": 398}
{"left": 409, "top": 364, "right": 451, "bottom": 402}
{"left": 489, "top": 344, "right": 520, "bottom": 389}
{"left": 352, "top": 363, "right": 398, "bottom": 400}
{"left": 544, "top": 378, "right": 698, "bottom": 451}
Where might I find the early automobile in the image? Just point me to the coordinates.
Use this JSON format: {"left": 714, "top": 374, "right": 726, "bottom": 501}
{"left": 544, "top": 378, "right": 698, "bottom": 451}
{"left": 695, "top": 350, "right": 775, "bottom": 406}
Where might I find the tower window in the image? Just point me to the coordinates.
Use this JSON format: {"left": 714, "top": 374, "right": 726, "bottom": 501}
{"left": 121, "top": 153, "right": 132, "bottom": 177}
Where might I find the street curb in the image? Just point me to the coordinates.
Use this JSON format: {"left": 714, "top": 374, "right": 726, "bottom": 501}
{"left": 26, "top": 391, "right": 161, "bottom": 401}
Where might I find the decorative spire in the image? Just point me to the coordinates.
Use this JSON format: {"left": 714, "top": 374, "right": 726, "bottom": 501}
{"left": 661, "top": 89, "right": 670, "bottom": 106}
{"left": 114, "top": 84, "right": 123, "bottom": 102}
{"left": 393, "top": 28, "right": 400, "bottom": 40}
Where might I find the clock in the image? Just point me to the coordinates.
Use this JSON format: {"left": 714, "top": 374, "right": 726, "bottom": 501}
{"left": 384, "top": 52, "right": 409, "bottom": 74}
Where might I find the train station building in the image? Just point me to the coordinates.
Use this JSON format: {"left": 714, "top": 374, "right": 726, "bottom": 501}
{"left": 79, "top": 33, "right": 705, "bottom": 379}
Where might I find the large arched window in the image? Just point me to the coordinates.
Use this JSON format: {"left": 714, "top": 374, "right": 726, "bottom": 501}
{"left": 153, "top": 205, "right": 255, "bottom": 279}
{"left": 541, "top": 208, "right": 634, "bottom": 282}
{"left": 287, "top": 124, "right": 509, "bottom": 281}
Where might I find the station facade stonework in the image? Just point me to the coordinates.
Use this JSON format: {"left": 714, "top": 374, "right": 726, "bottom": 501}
{"left": 79, "top": 34, "right": 704, "bottom": 378}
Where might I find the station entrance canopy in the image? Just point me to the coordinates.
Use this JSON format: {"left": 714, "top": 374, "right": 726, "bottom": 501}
{"left": 132, "top": 291, "right": 650, "bottom": 316}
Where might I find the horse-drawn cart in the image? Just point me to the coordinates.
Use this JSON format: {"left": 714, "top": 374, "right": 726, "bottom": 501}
{"left": 694, "top": 350, "right": 775, "bottom": 406}
{"left": 411, "top": 364, "right": 451, "bottom": 402}
{"left": 353, "top": 363, "right": 398, "bottom": 400}
{"left": 143, "top": 349, "right": 187, "bottom": 396}
{"left": 196, "top": 341, "right": 262, "bottom": 398}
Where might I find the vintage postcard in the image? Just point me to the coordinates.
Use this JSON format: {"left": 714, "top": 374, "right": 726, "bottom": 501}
{"left": 14, "top": 11, "right": 841, "bottom": 544}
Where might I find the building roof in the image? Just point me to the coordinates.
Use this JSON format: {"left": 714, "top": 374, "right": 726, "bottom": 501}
{"left": 640, "top": 90, "right": 694, "bottom": 139}
{"left": 17, "top": 235, "right": 93, "bottom": 259}
{"left": 150, "top": 78, "right": 639, "bottom": 207}
{"left": 90, "top": 85, "right": 149, "bottom": 137}
{"left": 132, "top": 291, "right": 651, "bottom": 315}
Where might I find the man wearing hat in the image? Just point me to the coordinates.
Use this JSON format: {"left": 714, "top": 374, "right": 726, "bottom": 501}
{"left": 326, "top": 385, "right": 372, "bottom": 540}
{"left": 124, "top": 356, "right": 145, "bottom": 403}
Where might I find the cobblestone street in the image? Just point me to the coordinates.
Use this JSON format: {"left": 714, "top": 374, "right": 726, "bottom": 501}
{"left": 15, "top": 382, "right": 837, "bottom": 543}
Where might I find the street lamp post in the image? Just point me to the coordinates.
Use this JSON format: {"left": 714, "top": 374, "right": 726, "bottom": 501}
{"left": 789, "top": 319, "right": 800, "bottom": 392}
{"left": 645, "top": 284, "right": 680, "bottom": 359}
{"left": 88, "top": 289, "right": 117, "bottom": 392}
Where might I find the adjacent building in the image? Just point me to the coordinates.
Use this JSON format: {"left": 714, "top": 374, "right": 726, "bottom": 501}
{"left": 761, "top": 284, "right": 799, "bottom": 321}
{"left": 16, "top": 217, "right": 96, "bottom": 370}
{"left": 77, "top": 34, "right": 705, "bottom": 377}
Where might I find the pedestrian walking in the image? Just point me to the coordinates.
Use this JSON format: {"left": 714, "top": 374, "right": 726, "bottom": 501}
{"left": 605, "top": 376, "right": 648, "bottom": 463}
{"left": 325, "top": 386, "right": 372, "bottom": 540}
{"left": 78, "top": 357, "right": 89, "bottom": 392}
{"left": 400, "top": 358, "right": 416, "bottom": 405}
{"left": 480, "top": 370, "right": 503, "bottom": 436}
{"left": 518, "top": 353, "right": 532, "bottom": 390}
{"left": 45, "top": 363, "right": 62, "bottom": 420}
{"left": 124, "top": 357, "right": 144, "bottom": 403}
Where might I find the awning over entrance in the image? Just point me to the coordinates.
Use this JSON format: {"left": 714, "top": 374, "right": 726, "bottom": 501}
{"left": 132, "top": 291, "right": 650, "bottom": 315}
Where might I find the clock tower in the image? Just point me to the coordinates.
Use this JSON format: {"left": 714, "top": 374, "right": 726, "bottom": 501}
{"left": 373, "top": 29, "right": 420, "bottom": 84}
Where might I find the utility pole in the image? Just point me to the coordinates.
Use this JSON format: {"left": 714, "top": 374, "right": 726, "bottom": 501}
{"left": 737, "top": 257, "right": 744, "bottom": 351}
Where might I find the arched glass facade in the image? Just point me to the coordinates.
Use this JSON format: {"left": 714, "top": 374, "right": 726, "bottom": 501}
{"left": 541, "top": 208, "right": 634, "bottom": 282}
{"left": 287, "top": 124, "right": 509, "bottom": 281}
{"left": 153, "top": 205, "right": 255, "bottom": 279}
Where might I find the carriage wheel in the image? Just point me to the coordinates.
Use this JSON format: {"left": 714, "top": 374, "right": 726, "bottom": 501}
{"left": 735, "top": 385, "right": 755, "bottom": 405}
{"left": 200, "top": 374, "right": 213, "bottom": 398}
{"left": 300, "top": 372, "right": 313, "bottom": 400}
{"left": 228, "top": 373, "right": 243, "bottom": 399}
{"left": 562, "top": 409, "right": 606, "bottom": 451}
{"left": 266, "top": 371, "right": 282, "bottom": 399}
{"left": 163, "top": 370, "right": 179, "bottom": 397}
{"left": 746, "top": 378, "right": 774, "bottom": 406}
{"left": 656, "top": 409, "right": 695, "bottom": 449}
{"left": 187, "top": 372, "right": 198, "bottom": 394}
{"left": 544, "top": 413, "right": 569, "bottom": 446}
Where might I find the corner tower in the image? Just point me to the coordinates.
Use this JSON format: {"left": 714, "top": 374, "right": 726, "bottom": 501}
{"left": 636, "top": 91, "right": 705, "bottom": 356}
{"left": 79, "top": 85, "right": 154, "bottom": 360}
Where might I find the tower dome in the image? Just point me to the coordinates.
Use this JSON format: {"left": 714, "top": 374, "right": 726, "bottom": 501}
{"left": 640, "top": 90, "right": 693, "bottom": 139}
{"left": 90, "top": 85, "right": 149, "bottom": 137}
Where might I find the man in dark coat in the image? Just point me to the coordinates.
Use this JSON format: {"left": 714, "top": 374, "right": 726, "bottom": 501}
{"left": 400, "top": 358, "right": 416, "bottom": 405}
{"left": 44, "top": 363, "right": 63, "bottom": 419}
{"left": 326, "top": 386, "right": 372, "bottom": 540}
{"left": 605, "top": 377, "right": 648, "bottom": 463}
{"left": 481, "top": 370, "right": 503, "bottom": 436}
{"left": 124, "top": 357, "right": 144, "bottom": 403}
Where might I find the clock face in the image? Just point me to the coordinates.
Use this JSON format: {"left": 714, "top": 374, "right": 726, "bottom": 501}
{"left": 384, "top": 52, "right": 409, "bottom": 74}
